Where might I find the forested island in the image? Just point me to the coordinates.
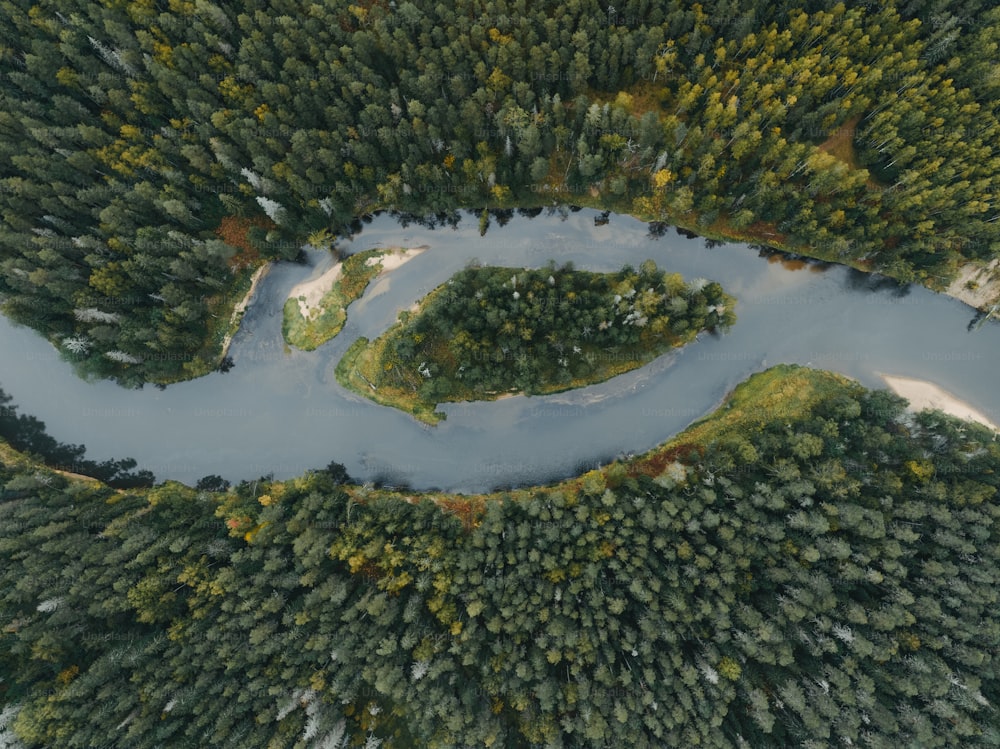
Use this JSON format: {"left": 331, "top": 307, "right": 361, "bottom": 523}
{"left": 2, "top": 365, "right": 999, "bottom": 747}
{"left": 338, "top": 261, "right": 734, "bottom": 422}
{"left": 1, "top": 1, "right": 999, "bottom": 385}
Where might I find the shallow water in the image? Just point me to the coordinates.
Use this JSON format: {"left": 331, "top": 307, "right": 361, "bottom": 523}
{"left": 1, "top": 208, "right": 997, "bottom": 492}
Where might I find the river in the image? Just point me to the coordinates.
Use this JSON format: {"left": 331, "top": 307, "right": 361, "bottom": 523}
{"left": 1, "top": 208, "right": 997, "bottom": 492}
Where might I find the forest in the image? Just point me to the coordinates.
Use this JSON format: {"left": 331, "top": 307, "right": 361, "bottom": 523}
{"left": 339, "top": 260, "right": 734, "bottom": 421}
{"left": 1, "top": 0, "right": 999, "bottom": 385}
{"left": 1, "top": 365, "right": 998, "bottom": 747}
{"left": 2, "top": 1, "right": 999, "bottom": 746}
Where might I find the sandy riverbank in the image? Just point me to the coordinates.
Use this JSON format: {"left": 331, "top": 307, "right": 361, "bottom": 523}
{"left": 944, "top": 258, "right": 1000, "bottom": 311}
{"left": 879, "top": 373, "right": 999, "bottom": 432}
{"left": 220, "top": 262, "right": 272, "bottom": 358}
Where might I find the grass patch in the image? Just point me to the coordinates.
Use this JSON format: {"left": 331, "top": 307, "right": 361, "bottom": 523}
{"left": 816, "top": 113, "right": 887, "bottom": 197}
{"left": 282, "top": 295, "right": 346, "bottom": 351}
{"left": 816, "top": 114, "right": 864, "bottom": 170}
{"left": 634, "top": 364, "right": 854, "bottom": 466}
{"left": 0, "top": 437, "right": 29, "bottom": 470}
{"left": 586, "top": 83, "right": 666, "bottom": 119}
{"left": 336, "top": 334, "right": 446, "bottom": 425}
{"left": 508, "top": 365, "right": 855, "bottom": 505}
{"left": 203, "top": 266, "right": 260, "bottom": 350}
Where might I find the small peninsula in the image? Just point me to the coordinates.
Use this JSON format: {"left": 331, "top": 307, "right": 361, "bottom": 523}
{"left": 337, "top": 260, "right": 736, "bottom": 423}
{"left": 282, "top": 246, "right": 426, "bottom": 351}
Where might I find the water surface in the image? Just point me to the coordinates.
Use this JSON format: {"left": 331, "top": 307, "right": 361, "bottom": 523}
{"left": 1, "top": 209, "right": 997, "bottom": 491}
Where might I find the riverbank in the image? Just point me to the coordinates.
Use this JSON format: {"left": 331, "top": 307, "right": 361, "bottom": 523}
{"left": 338, "top": 365, "right": 857, "bottom": 509}
{"left": 563, "top": 194, "right": 990, "bottom": 313}
{"left": 220, "top": 263, "right": 272, "bottom": 360}
{"left": 150, "top": 261, "right": 272, "bottom": 385}
{"left": 879, "top": 374, "right": 999, "bottom": 432}
{"left": 283, "top": 246, "right": 427, "bottom": 351}
{"left": 944, "top": 258, "right": 1000, "bottom": 311}
{"left": 0, "top": 438, "right": 105, "bottom": 488}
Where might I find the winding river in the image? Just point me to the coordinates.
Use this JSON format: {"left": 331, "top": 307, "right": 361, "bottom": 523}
{"left": 1, "top": 208, "right": 998, "bottom": 492}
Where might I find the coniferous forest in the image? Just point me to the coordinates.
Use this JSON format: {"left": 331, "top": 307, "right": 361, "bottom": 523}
{"left": 1, "top": 367, "right": 999, "bottom": 747}
{"left": 2, "top": 1, "right": 1000, "bottom": 747}
{"left": 1, "top": 0, "right": 999, "bottom": 384}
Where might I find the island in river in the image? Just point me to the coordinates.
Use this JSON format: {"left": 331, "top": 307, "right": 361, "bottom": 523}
{"left": 337, "top": 259, "right": 736, "bottom": 424}
{"left": 282, "top": 246, "right": 427, "bottom": 351}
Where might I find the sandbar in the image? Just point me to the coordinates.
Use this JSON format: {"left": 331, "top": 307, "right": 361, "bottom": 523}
{"left": 879, "top": 373, "right": 999, "bottom": 431}
{"left": 365, "top": 246, "right": 426, "bottom": 272}
{"left": 290, "top": 246, "right": 427, "bottom": 318}
{"left": 289, "top": 262, "right": 343, "bottom": 318}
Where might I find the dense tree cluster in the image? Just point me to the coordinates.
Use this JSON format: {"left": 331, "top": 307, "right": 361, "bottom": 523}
{"left": 2, "top": 367, "right": 998, "bottom": 747}
{"left": 1, "top": 0, "right": 998, "bottom": 384}
{"left": 373, "top": 260, "right": 734, "bottom": 403}
{"left": 2, "top": 4, "right": 998, "bottom": 745}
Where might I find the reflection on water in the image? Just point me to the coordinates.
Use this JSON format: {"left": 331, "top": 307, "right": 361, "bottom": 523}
{"left": 757, "top": 246, "right": 834, "bottom": 273}
{"left": 843, "top": 267, "right": 912, "bottom": 296}
{"left": 0, "top": 208, "right": 998, "bottom": 492}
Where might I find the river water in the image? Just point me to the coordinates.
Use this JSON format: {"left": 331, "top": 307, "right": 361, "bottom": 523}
{"left": 1, "top": 208, "right": 997, "bottom": 492}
